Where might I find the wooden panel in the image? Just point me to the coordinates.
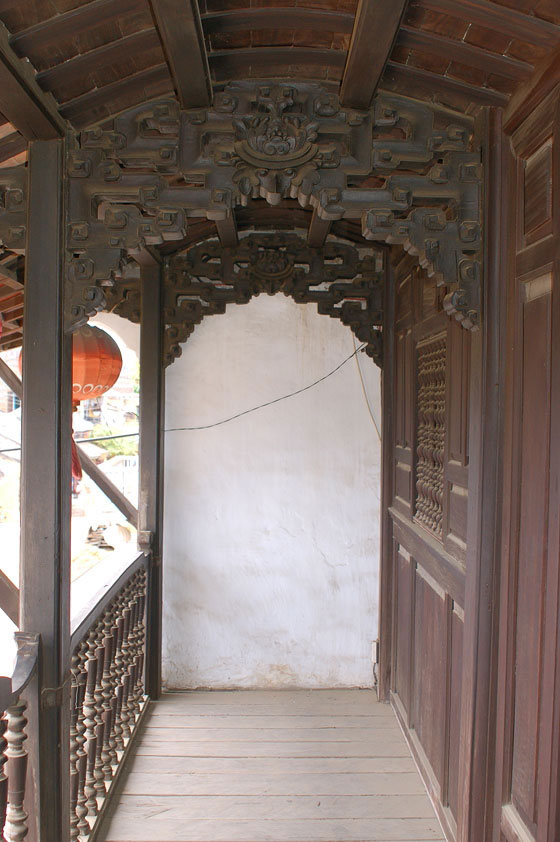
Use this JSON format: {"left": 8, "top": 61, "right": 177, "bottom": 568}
{"left": 446, "top": 606, "right": 463, "bottom": 822}
{"left": 394, "top": 546, "right": 413, "bottom": 714}
{"left": 523, "top": 139, "right": 553, "bottom": 244}
{"left": 412, "top": 567, "right": 447, "bottom": 785}
{"left": 510, "top": 288, "right": 551, "bottom": 833}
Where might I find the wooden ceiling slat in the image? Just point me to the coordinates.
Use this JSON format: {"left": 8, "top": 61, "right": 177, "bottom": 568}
{"left": 420, "top": 0, "right": 560, "bottom": 47}
{"left": 341, "top": 0, "right": 409, "bottom": 110}
{"left": 9, "top": 0, "right": 142, "bottom": 56}
{"left": 210, "top": 46, "right": 346, "bottom": 79}
{"left": 397, "top": 24, "right": 533, "bottom": 80}
{"left": 0, "top": 21, "right": 66, "bottom": 138}
{"left": 36, "top": 28, "right": 161, "bottom": 95}
{"left": 58, "top": 62, "right": 172, "bottom": 124}
{"left": 202, "top": 8, "right": 354, "bottom": 35}
{"left": 149, "top": 0, "right": 212, "bottom": 109}
{"left": 0, "top": 129, "right": 25, "bottom": 163}
{"left": 384, "top": 59, "right": 509, "bottom": 106}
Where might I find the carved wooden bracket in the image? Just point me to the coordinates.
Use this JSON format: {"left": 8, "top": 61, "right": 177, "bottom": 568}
{"left": 105, "top": 233, "right": 384, "bottom": 367}
{"left": 0, "top": 82, "right": 483, "bottom": 333}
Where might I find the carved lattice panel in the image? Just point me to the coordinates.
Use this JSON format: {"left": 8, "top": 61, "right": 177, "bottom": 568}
{"left": 414, "top": 333, "right": 447, "bottom": 537}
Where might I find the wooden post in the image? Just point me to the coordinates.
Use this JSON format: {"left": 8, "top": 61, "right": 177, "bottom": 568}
{"left": 138, "top": 256, "right": 165, "bottom": 699}
{"left": 20, "top": 139, "right": 72, "bottom": 842}
{"left": 457, "top": 107, "right": 507, "bottom": 842}
{"left": 378, "top": 251, "right": 395, "bottom": 701}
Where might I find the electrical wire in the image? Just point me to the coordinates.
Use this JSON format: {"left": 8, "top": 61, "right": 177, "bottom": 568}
{"left": 352, "top": 334, "right": 381, "bottom": 440}
{"left": 0, "top": 344, "right": 367, "bottom": 452}
{"left": 165, "top": 344, "right": 367, "bottom": 433}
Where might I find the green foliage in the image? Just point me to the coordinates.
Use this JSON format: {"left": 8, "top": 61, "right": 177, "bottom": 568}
{"left": 91, "top": 424, "right": 138, "bottom": 457}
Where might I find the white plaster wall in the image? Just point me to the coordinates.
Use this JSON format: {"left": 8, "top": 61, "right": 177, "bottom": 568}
{"left": 163, "top": 294, "right": 381, "bottom": 688}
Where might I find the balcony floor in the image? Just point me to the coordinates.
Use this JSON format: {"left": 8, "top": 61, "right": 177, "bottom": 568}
{"left": 98, "top": 689, "right": 445, "bottom": 842}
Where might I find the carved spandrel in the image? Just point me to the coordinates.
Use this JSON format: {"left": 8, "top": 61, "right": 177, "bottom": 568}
{"left": 161, "top": 234, "right": 384, "bottom": 368}
{"left": 65, "top": 83, "right": 482, "bottom": 331}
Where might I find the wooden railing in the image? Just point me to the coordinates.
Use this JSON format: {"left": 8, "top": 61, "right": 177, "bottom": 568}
{"left": 69, "top": 554, "right": 148, "bottom": 841}
{"left": 0, "top": 632, "right": 40, "bottom": 842}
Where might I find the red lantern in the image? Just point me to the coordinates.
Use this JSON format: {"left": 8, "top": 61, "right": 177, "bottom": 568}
{"left": 71, "top": 325, "right": 123, "bottom": 407}
{"left": 19, "top": 325, "right": 123, "bottom": 481}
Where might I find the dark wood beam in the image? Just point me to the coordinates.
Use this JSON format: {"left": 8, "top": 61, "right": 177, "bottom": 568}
{"left": 0, "top": 130, "right": 25, "bottom": 165}
{"left": 420, "top": 0, "right": 560, "bottom": 48}
{"left": 215, "top": 214, "right": 238, "bottom": 249}
{"left": 504, "top": 45, "right": 560, "bottom": 135}
{"left": 210, "top": 47, "right": 345, "bottom": 80}
{"left": 383, "top": 61, "right": 509, "bottom": 107}
{"left": 340, "top": 0, "right": 409, "bottom": 111}
{"left": 149, "top": 0, "right": 211, "bottom": 110}
{"left": 202, "top": 7, "right": 354, "bottom": 34}
{"left": 59, "top": 63, "right": 171, "bottom": 125}
{"left": 0, "top": 21, "right": 66, "bottom": 139}
{"left": 139, "top": 262, "right": 165, "bottom": 699}
{"left": 397, "top": 25, "right": 533, "bottom": 81}
{"left": 20, "top": 138, "right": 71, "bottom": 842}
{"left": 308, "top": 208, "right": 331, "bottom": 248}
{"left": 0, "top": 568, "right": 18, "bottom": 625}
{"left": 9, "top": 0, "right": 141, "bottom": 55}
{"left": 36, "top": 29, "right": 161, "bottom": 94}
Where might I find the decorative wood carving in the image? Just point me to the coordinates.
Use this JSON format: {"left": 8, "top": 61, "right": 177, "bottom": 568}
{"left": 105, "top": 233, "right": 384, "bottom": 367}
{"left": 63, "top": 83, "right": 482, "bottom": 332}
{"left": 0, "top": 168, "right": 27, "bottom": 254}
{"left": 414, "top": 333, "right": 446, "bottom": 537}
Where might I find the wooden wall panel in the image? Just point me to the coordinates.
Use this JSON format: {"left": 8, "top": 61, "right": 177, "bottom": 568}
{"left": 394, "top": 544, "right": 413, "bottom": 716}
{"left": 494, "top": 88, "right": 560, "bottom": 842}
{"left": 447, "top": 606, "right": 464, "bottom": 823}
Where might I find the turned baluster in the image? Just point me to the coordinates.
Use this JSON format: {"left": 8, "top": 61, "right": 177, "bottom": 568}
{"left": 69, "top": 652, "right": 82, "bottom": 841}
{"left": 83, "top": 635, "right": 99, "bottom": 821}
{"left": 113, "top": 614, "right": 126, "bottom": 754}
{"left": 75, "top": 641, "right": 89, "bottom": 838}
{"left": 127, "top": 590, "right": 141, "bottom": 724}
{"left": 4, "top": 700, "right": 29, "bottom": 842}
{"left": 92, "top": 621, "right": 107, "bottom": 800}
{"left": 0, "top": 716, "right": 7, "bottom": 842}
{"left": 119, "top": 599, "right": 133, "bottom": 744}
{"left": 101, "top": 603, "right": 117, "bottom": 783}
{"left": 135, "top": 584, "right": 147, "bottom": 707}
{"left": 107, "top": 600, "right": 121, "bottom": 768}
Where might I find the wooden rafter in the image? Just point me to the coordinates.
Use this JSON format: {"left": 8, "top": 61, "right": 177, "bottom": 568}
{"left": 202, "top": 7, "right": 354, "bottom": 35}
{"left": 308, "top": 208, "right": 331, "bottom": 249}
{"left": 340, "top": 0, "right": 409, "bottom": 110}
{"left": 0, "top": 568, "right": 18, "bottom": 625}
{"left": 215, "top": 215, "right": 238, "bottom": 249}
{"left": 384, "top": 61, "right": 509, "bottom": 107}
{"left": 149, "top": 0, "right": 212, "bottom": 110}
{"left": 0, "top": 21, "right": 66, "bottom": 139}
{"left": 421, "top": 0, "right": 560, "bottom": 47}
{"left": 211, "top": 47, "right": 346, "bottom": 80}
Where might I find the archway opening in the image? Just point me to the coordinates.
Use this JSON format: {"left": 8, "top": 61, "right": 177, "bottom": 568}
{"left": 162, "top": 294, "right": 381, "bottom": 689}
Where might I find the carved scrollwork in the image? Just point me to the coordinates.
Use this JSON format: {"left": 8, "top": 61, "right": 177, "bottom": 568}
{"left": 0, "top": 168, "right": 27, "bottom": 254}
{"left": 161, "top": 233, "right": 384, "bottom": 367}
{"left": 61, "top": 83, "right": 482, "bottom": 332}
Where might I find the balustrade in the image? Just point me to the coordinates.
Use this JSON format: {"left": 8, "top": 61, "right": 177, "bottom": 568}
{"left": 0, "top": 633, "right": 40, "bottom": 842}
{"left": 69, "top": 556, "right": 148, "bottom": 840}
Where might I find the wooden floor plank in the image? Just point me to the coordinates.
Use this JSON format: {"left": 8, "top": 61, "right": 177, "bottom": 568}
{"left": 98, "top": 690, "right": 444, "bottom": 842}
{"left": 107, "top": 793, "right": 438, "bottom": 820}
{"left": 100, "top": 817, "right": 444, "bottom": 841}
{"left": 126, "top": 755, "right": 417, "bottom": 774}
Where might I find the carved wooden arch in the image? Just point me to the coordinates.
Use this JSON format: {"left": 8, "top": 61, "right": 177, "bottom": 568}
{"left": 0, "top": 80, "right": 482, "bottom": 342}
{"left": 105, "top": 232, "right": 385, "bottom": 367}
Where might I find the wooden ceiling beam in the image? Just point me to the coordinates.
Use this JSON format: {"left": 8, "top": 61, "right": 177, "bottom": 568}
{"left": 420, "top": 0, "right": 560, "bottom": 48}
{"left": 340, "top": 0, "right": 409, "bottom": 110}
{"left": 9, "top": 0, "right": 141, "bottom": 55}
{"left": 383, "top": 61, "right": 509, "bottom": 106}
{"left": 210, "top": 47, "right": 345, "bottom": 80}
{"left": 37, "top": 29, "right": 161, "bottom": 95}
{"left": 202, "top": 8, "right": 354, "bottom": 35}
{"left": 149, "top": 0, "right": 212, "bottom": 110}
{"left": 397, "top": 25, "right": 533, "bottom": 81}
{"left": 215, "top": 214, "right": 238, "bottom": 249}
{"left": 0, "top": 22, "right": 66, "bottom": 139}
{"left": 308, "top": 208, "right": 331, "bottom": 248}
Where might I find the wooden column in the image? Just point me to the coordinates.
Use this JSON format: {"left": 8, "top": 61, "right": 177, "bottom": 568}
{"left": 378, "top": 252, "right": 395, "bottom": 701}
{"left": 457, "top": 107, "right": 508, "bottom": 842}
{"left": 20, "top": 139, "right": 72, "bottom": 842}
{"left": 138, "top": 257, "right": 165, "bottom": 700}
